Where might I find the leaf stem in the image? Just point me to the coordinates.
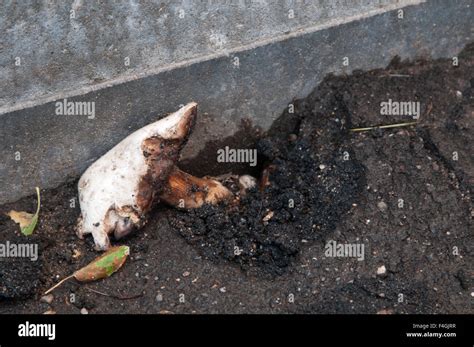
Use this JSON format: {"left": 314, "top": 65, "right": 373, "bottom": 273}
{"left": 44, "top": 275, "right": 74, "bottom": 295}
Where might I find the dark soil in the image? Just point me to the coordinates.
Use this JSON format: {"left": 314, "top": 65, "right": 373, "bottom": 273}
{"left": 171, "top": 90, "right": 365, "bottom": 277}
{"left": 0, "top": 44, "right": 472, "bottom": 314}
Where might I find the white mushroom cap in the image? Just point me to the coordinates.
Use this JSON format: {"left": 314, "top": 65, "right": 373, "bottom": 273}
{"left": 77, "top": 103, "right": 197, "bottom": 250}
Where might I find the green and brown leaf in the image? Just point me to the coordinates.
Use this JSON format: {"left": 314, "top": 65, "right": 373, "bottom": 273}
{"left": 44, "top": 245, "right": 130, "bottom": 294}
{"left": 7, "top": 187, "right": 40, "bottom": 236}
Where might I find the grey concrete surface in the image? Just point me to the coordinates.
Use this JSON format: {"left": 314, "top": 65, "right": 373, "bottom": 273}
{"left": 0, "top": 0, "right": 472, "bottom": 204}
{"left": 0, "top": 0, "right": 421, "bottom": 113}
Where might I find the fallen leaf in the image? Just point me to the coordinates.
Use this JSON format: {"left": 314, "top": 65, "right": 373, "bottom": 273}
{"left": 74, "top": 245, "right": 130, "bottom": 282}
{"left": 44, "top": 245, "right": 130, "bottom": 294}
{"left": 7, "top": 210, "right": 35, "bottom": 228}
{"left": 7, "top": 187, "right": 40, "bottom": 236}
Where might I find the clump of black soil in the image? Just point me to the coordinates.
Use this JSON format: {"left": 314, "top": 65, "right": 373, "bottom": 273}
{"left": 170, "top": 89, "right": 366, "bottom": 276}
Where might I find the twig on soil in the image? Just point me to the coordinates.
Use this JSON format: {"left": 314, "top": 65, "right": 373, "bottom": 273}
{"left": 84, "top": 286, "right": 144, "bottom": 300}
{"left": 350, "top": 121, "right": 419, "bottom": 133}
{"left": 378, "top": 74, "right": 412, "bottom": 78}
{"left": 44, "top": 275, "right": 74, "bottom": 295}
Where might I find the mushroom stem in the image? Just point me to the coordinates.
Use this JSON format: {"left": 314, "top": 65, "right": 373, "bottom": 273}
{"left": 159, "top": 166, "right": 233, "bottom": 208}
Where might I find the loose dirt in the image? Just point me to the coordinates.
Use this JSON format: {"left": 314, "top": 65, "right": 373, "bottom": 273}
{"left": 0, "top": 44, "right": 472, "bottom": 314}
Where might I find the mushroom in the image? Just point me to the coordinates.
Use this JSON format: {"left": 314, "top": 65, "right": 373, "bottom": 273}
{"left": 77, "top": 103, "right": 233, "bottom": 250}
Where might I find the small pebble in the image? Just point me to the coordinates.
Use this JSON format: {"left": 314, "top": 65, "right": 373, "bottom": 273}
{"left": 40, "top": 294, "right": 54, "bottom": 305}
{"left": 183, "top": 271, "right": 190, "bottom": 277}
{"left": 156, "top": 293, "right": 164, "bottom": 302}
{"left": 376, "top": 265, "right": 387, "bottom": 276}
{"left": 43, "top": 310, "right": 56, "bottom": 315}
{"left": 80, "top": 308, "right": 88, "bottom": 315}
{"left": 377, "top": 201, "right": 388, "bottom": 211}
{"left": 319, "top": 164, "right": 326, "bottom": 170}
{"left": 219, "top": 287, "right": 227, "bottom": 293}
{"left": 288, "top": 134, "right": 297, "bottom": 142}
{"left": 239, "top": 175, "right": 257, "bottom": 191}
{"left": 262, "top": 211, "right": 274, "bottom": 223}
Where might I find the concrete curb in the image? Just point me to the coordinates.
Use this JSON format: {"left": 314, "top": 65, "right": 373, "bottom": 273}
{"left": 0, "top": 0, "right": 472, "bottom": 204}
